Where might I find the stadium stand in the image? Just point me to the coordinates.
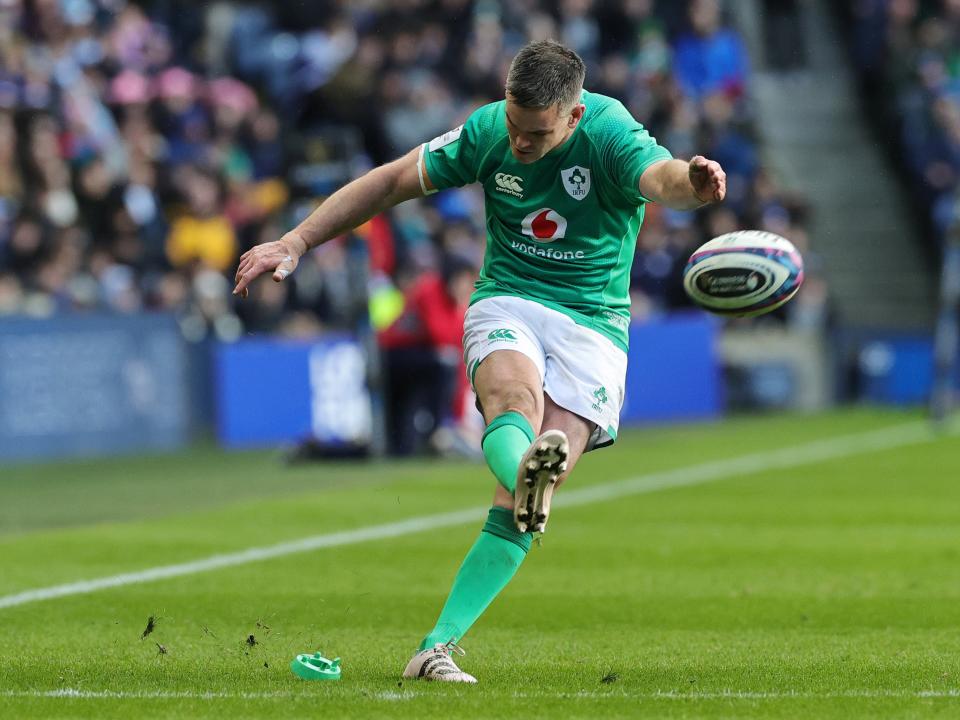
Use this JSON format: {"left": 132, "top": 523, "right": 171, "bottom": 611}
{"left": 0, "top": 0, "right": 827, "bottom": 449}
{"left": 839, "top": 0, "right": 960, "bottom": 250}
{"left": 0, "top": 0, "right": 818, "bottom": 326}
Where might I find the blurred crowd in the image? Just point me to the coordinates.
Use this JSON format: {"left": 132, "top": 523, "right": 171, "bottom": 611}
{"left": 842, "top": 0, "right": 960, "bottom": 247}
{"left": 0, "top": 0, "right": 821, "bottom": 451}
{"left": 0, "top": 0, "right": 817, "bottom": 329}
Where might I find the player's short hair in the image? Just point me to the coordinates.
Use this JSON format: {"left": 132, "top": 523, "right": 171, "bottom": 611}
{"left": 506, "top": 40, "right": 585, "bottom": 112}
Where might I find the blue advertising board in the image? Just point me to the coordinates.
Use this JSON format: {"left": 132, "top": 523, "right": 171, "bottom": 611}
{"left": 0, "top": 314, "right": 189, "bottom": 462}
{"left": 859, "top": 335, "right": 960, "bottom": 405}
{"left": 215, "top": 315, "right": 720, "bottom": 450}
{"left": 621, "top": 312, "right": 722, "bottom": 424}
{"left": 215, "top": 336, "right": 371, "bottom": 448}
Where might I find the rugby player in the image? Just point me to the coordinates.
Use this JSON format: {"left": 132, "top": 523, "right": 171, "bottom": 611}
{"left": 233, "top": 39, "right": 726, "bottom": 683}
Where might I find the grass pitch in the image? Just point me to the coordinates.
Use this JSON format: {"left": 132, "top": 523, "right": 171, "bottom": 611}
{"left": 1, "top": 408, "right": 959, "bottom": 718}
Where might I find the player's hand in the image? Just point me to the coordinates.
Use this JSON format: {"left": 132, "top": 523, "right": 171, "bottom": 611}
{"left": 689, "top": 155, "right": 726, "bottom": 204}
{"left": 233, "top": 232, "right": 309, "bottom": 298}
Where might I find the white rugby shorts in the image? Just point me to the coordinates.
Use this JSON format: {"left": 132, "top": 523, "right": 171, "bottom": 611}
{"left": 463, "top": 295, "right": 627, "bottom": 450}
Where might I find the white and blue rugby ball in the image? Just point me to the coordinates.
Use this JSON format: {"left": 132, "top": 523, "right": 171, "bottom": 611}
{"left": 682, "top": 230, "right": 804, "bottom": 317}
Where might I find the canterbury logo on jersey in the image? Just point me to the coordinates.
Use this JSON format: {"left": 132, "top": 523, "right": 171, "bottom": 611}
{"left": 494, "top": 173, "right": 524, "bottom": 197}
{"left": 487, "top": 329, "right": 518, "bottom": 341}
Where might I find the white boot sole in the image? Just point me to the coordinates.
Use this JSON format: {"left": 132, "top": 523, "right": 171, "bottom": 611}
{"left": 514, "top": 430, "right": 569, "bottom": 533}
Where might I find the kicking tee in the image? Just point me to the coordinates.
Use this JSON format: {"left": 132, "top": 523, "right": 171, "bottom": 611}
{"left": 420, "top": 90, "right": 672, "bottom": 352}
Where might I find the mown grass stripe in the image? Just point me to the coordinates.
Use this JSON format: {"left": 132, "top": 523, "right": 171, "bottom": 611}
{"left": 0, "top": 420, "right": 952, "bottom": 612}
{"left": 1, "top": 688, "right": 958, "bottom": 700}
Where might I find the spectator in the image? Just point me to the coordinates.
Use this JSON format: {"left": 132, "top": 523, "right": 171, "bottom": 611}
{"left": 166, "top": 166, "right": 235, "bottom": 272}
{"left": 378, "top": 253, "right": 477, "bottom": 456}
{"left": 841, "top": 1, "right": 960, "bottom": 244}
{"left": 672, "top": 0, "right": 749, "bottom": 100}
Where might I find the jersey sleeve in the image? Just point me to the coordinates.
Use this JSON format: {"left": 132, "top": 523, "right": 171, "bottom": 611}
{"left": 420, "top": 102, "right": 502, "bottom": 192}
{"left": 597, "top": 100, "right": 673, "bottom": 205}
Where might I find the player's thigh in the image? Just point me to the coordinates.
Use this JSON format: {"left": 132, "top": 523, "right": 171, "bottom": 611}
{"left": 463, "top": 297, "right": 548, "bottom": 427}
{"left": 473, "top": 350, "right": 544, "bottom": 428}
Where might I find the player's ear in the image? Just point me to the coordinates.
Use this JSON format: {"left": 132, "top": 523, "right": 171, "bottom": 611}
{"left": 568, "top": 103, "right": 585, "bottom": 128}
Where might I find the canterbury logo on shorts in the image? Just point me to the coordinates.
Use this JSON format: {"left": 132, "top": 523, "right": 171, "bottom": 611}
{"left": 494, "top": 173, "right": 524, "bottom": 197}
{"left": 487, "top": 328, "right": 518, "bottom": 341}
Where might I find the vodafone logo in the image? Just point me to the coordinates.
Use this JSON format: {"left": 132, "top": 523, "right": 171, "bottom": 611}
{"left": 521, "top": 208, "right": 567, "bottom": 242}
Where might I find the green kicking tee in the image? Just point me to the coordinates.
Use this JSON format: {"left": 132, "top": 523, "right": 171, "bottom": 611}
{"left": 420, "top": 90, "right": 672, "bottom": 353}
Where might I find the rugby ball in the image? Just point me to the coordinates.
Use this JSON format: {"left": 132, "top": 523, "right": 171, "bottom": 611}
{"left": 682, "top": 231, "right": 804, "bottom": 317}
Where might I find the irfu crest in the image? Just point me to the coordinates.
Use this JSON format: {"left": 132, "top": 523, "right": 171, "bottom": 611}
{"left": 561, "top": 165, "right": 591, "bottom": 201}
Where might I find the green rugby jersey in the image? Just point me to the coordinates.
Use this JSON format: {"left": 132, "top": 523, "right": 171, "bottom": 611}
{"left": 420, "top": 90, "right": 672, "bottom": 352}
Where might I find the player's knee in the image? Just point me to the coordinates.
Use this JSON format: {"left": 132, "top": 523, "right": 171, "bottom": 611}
{"left": 483, "top": 382, "right": 541, "bottom": 427}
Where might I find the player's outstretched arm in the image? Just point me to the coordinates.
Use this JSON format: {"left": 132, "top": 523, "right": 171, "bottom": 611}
{"left": 233, "top": 145, "right": 433, "bottom": 297}
{"left": 638, "top": 156, "right": 726, "bottom": 211}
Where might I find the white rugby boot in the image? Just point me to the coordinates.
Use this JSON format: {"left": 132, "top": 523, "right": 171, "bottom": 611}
{"left": 402, "top": 642, "right": 477, "bottom": 683}
{"left": 514, "top": 429, "right": 569, "bottom": 533}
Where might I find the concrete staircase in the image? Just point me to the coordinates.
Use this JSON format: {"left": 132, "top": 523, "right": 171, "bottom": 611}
{"left": 734, "top": 0, "right": 936, "bottom": 331}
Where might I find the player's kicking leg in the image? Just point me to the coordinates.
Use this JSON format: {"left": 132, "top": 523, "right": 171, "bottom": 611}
{"left": 512, "top": 393, "right": 594, "bottom": 534}
{"left": 402, "top": 376, "right": 594, "bottom": 683}
{"left": 401, "top": 351, "right": 541, "bottom": 682}
{"left": 513, "top": 428, "right": 569, "bottom": 533}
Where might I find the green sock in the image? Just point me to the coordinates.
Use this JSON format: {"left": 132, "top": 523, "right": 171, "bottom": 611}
{"left": 482, "top": 411, "right": 535, "bottom": 493}
{"left": 419, "top": 507, "right": 532, "bottom": 650}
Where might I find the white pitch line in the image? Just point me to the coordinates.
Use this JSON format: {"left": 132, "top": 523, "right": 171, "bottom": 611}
{"left": 1, "top": 688, "right": 958, "bottom": 701}
{"left": 0, "top": 507, "right": 483, "bottom": 610}
{"left": 0, "top": 420, "right": 953, "bottom": 612}
{"left": 0, "top": 689, "right": 294, "bottom": 700}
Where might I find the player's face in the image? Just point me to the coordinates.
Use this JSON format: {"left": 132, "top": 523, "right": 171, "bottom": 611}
{"left": 505, "top": 95, "right": 584, "bottom": 164}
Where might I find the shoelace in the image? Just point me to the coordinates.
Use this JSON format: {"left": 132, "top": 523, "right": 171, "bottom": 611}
{"left": 442, "top": 640, "right": 466, "bottom": 657}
